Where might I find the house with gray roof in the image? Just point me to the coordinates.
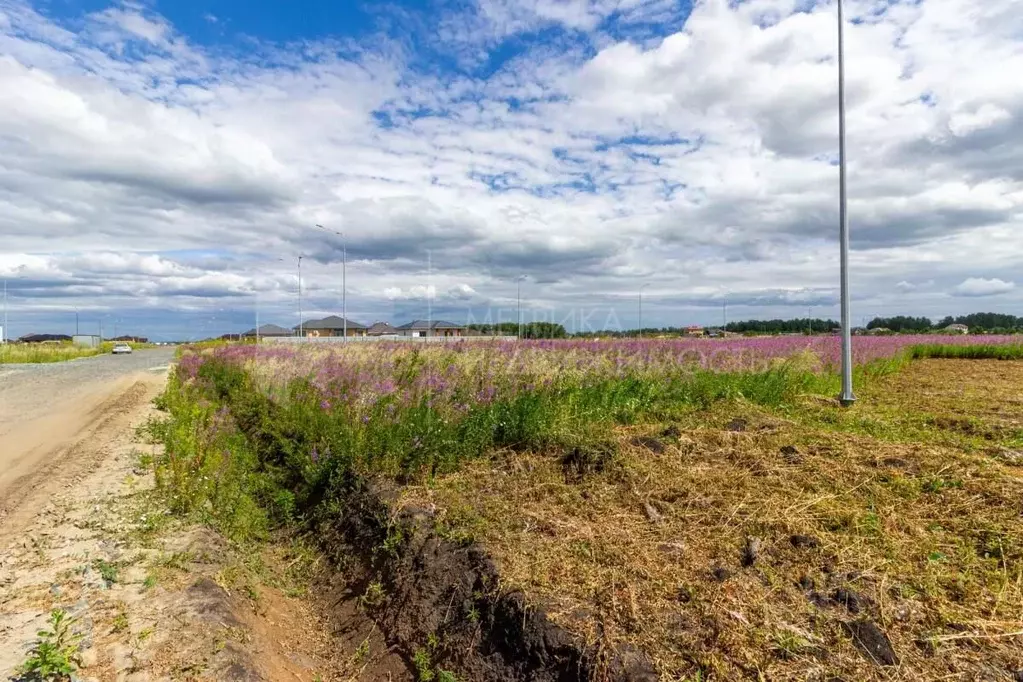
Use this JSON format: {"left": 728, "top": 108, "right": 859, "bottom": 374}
{"left": 241, "top": 324, "right": 293, "bottom": 338}
{"left": 295, "top": 315, "right": 368, "bottom": 337}
{"left": 366, "top": 321, "right": 400, "bottom": 336}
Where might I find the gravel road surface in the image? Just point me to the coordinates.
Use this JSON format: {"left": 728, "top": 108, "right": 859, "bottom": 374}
{"left": 0, "top": 348, "right": 175, "bottom": 537}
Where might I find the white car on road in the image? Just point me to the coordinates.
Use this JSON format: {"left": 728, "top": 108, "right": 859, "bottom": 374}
{"left": 111, "top": 343, "right": 132, "bottom": 355}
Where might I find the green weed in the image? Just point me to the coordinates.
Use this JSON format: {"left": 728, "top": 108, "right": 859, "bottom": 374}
{"left": 18, "top": 609, "right": 83, "bottom": 681}
{"left": 111, "top": 608, "right": 129, "bottom": 634}
{"left": 360, "top": 581, "right": 385, "bottom": 609}
{"left": 412, "top": 647, "right": 434, "bottom": 681}
{"left": 93, "top": 559, "right": 119, "bottom": 586}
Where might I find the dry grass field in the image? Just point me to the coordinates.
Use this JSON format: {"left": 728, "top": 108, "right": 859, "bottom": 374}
{"left": 398, "top": 359, "right": 1023, "bottom": 680}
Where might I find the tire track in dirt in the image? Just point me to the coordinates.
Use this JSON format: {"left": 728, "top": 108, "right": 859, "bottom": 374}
{"left": 0, "top": 364, "right": 355, "bottom": 680}
{"left": 0, "top": 375, "right": 162, "bottom": 542}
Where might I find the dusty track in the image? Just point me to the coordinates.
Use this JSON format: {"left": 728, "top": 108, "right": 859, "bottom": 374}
{"left": 0, "top": 350, "right": 344, "bottom": 680}
{"left": 0, "top": 349, "right": 173, "bottom": 539}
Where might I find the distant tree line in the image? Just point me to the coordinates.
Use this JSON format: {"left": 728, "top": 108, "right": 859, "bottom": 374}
{"left": 724, "top": 319, "right": 838, "bottom": 334}
{"left": 467, "top": 322, "right": 567, "bottom": 338}
{"left": 573, "top": 327, "right": 701, "bottom": 338}
{"left": 868, "top": 312, "right": 1023, "bottom": 333}
{"left": 866, "top": 316, "right": 933, "bottom": 332}
{"left": 469, "top": 313, "right": 1021, "bottom": 337}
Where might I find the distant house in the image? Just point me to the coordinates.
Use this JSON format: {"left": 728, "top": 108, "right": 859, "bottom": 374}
{"left": 296, "top": 316, "right": 368, "bottom": 337}
{"left": 112, "top": 335, "right": 148, "bottom": 343}
{"left": 241, "top": 324, "right": 293, "bottom": 338}
{"left": 944, "top": 323, "right": 969, "bottom": 335}
{"left": 682, "top": 325, "right": 705, "bottom": 337}
{"left": 867, "top": 327, "right": 893, "bottom": 335}
{"left": 396, "top": 320, "right": 467, "bottom": 338}
{"left": 366, "top": 321, "right": 400, "bottom": 336}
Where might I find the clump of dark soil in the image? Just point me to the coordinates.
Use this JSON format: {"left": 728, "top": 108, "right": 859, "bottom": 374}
{"left": 560, "top": 441, "right": 618, "bottom": 483}
{"left": 779, "top": 445, "right": 802, "bottom": 463}
{"left": 629, "top": 435, "right": 666, "bottom": 454}
{"left": 790, "top": 534, "right": 820, "bottom": 549}
{"left": 831, "top": 588, "right": 863, "bottom": 614}
{"left": 660, "top": 425, "right": 682, "bottom": 439}
{"left": 724, "top": 417, "right": 748, "bottom": 432}
{"left": 843, "top": 619, "right": 899, "bottom": 666}
{"left": 740, "top": 536, "right": 761, "bottom": 567}
{"left": 711, "top": 566, "right": 732, "bottom": 582}
{"left": 312, "top": 473, "right": 658, "bottom": 682}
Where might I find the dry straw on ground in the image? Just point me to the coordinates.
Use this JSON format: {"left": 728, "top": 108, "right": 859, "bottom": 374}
{"left": 400, "top": 360, "right": 1023, "bottom": 680}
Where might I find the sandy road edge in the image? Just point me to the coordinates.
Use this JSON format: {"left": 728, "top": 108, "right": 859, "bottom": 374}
{"left": 0, "top": 372, "right": 166, "bottom": 543}
{"left": 0, "top": 365, "right": 345, "bottom": 680}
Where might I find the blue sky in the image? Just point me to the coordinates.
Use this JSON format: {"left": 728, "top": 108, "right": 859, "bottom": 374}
{"left": 1, "top": 0, "right": 1022, "bottom": 340}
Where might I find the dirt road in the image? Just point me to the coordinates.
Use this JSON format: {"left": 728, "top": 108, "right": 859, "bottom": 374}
{"left": 0, "top": 348, "right": 351, "bottom": 680}
{"left": 0, "top": 349, "right": 175, "bottom": 539}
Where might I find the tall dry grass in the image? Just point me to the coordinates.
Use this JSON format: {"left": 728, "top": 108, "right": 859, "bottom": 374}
{"left": 0, "top": 342, "right": 104, "bottom": 364}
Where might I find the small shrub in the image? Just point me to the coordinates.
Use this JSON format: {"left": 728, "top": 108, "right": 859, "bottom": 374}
{"left": 412, "top": 647, "right": 434, "bottom": 681}
{"left": 93, "top": 559, "right": 119, "bottom": 586}
{"left": 360, "top": 581, "right": 385, "bottom": 609}
{"left": 18, "top": 609, "right": 83, "bottom": 681}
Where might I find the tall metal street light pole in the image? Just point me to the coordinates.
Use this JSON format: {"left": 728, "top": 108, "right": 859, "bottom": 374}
{"left": 837, "top": 0, "right": 855, "bottom": 406}
{"left": 298, "top": 255, "right": 304, "bottom": 338}
{"left": 2, "top": 279, "right": 7, "bottom": 343}
{"left": 638, "top": 283, "right": 650, "bottom": 339}
{"left": 316, "top": 224, "right": 346, "bottom": 340}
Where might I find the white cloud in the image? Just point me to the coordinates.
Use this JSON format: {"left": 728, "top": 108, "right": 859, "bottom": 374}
{"left": 1, "top": 0, "right": 1023, "bottom": 336}
{"left": 952, "top": 277, "right": 1016, "bottom": 297}
{"left": 384, "top": 285, "right": 437, "bottom": 301}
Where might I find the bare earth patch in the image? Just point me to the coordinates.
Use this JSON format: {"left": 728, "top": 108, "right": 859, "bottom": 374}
{"left": 398, "top": 360, "right": 1023, "bottom": 680}
{"left": 0, "top": 378, "right": 347, "bottom": 681}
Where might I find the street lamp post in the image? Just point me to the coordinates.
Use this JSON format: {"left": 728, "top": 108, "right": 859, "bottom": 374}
{"left": 837, "top": 0, "right": 855, "bottom": 406}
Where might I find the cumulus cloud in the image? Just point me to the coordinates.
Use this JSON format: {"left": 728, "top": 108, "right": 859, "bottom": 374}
{"left": 1, "top": 0, "right": 1022, "bottom": 338}
{"left": 384, "top": 285, "right": 436, "bottom": 301}
{"left": 952, "top": 277, "right": 1016, "bottom": 297}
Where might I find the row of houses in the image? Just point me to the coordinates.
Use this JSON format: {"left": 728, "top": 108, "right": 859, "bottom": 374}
{"left": 12, "top": 334, "right": 148, "bottom": 343}
{"left": 242, "top": 316, "right": 472, "bottom": 339}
